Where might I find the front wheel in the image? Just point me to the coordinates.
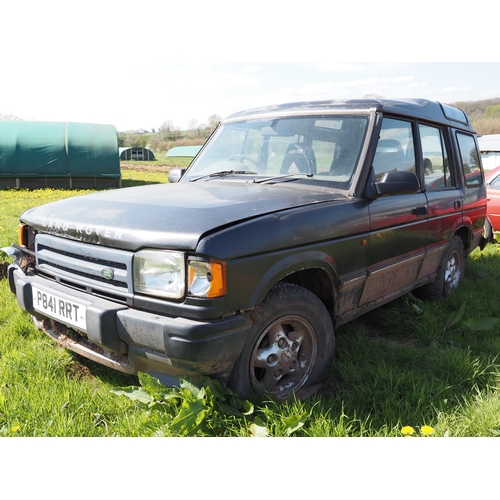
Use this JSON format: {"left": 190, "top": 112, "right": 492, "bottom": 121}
{"left": 229, "top": 283, "right": 335, "bottom": 401}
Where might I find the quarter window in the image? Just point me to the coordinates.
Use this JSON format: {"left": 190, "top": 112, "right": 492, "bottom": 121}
{"left": 457, "top": 133, "right": 483, "bottom": 187}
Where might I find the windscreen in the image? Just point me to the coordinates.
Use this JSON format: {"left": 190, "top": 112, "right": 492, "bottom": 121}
{"left": 182, "top": 114, "right": 369, "bottom": 189}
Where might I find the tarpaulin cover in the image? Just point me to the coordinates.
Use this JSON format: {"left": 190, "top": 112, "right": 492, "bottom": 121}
{"left": 0, "top": 121, "right": 120, "bottom": 178}
{"left": 166, "top": 145, "right": 202, "bottom": 157}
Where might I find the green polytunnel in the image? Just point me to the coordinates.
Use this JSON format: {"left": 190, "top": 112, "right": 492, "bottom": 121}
{"left": 166, "top": 145, "right": 202, "bottom": 157}
{"left": 0, "top": 121, "right": 121, "bottom": 188}
{"left": 119, "top": 147, "right": 156, "bottom": 161}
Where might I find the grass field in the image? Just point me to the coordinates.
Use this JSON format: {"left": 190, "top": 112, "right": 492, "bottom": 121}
{"left": 1, "top": 166, "right": 500, "bottom": 437}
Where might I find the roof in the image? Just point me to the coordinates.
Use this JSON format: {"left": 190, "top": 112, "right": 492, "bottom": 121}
{"left": 118, "top": 146, "right": 154, "bottom": 154}
{"left": 225, "top": 98, "right": 473, "bottom": 131}
{"left": 478, "top": 134, "right": 500, "bottom": 153}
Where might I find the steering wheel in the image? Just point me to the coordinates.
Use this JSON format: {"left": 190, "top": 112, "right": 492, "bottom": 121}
{"left": 228, "top": 154, "right": 259, "bottom": 168}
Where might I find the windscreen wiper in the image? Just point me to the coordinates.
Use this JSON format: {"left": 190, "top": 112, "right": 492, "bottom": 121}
{"left": 189, "top": 170, "right": 257, "bottom": 182}
{"left": 254, "top": 172, "right": 314, "bottom": 184}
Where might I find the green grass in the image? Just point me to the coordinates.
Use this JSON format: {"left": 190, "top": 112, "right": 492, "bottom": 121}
{"left": 2, "top": 169, "right": 500, "bottom": 436}
{"left": 121, "top": 152, "right": 193, "bottom": 168}
{"left": 120, "top": 168, "right": 171, "bottom": 186}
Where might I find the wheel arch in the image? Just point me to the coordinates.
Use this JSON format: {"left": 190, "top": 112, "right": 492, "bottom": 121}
{"left": 248, "top": 251, "right": 338, "bottom": 313}
{"left": 453, "top": 224, "right": 470, "bottom": 253}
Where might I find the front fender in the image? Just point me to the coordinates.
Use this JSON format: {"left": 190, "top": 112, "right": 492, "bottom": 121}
{"left": 248, "top": 250, "right": 339, "bottom": 307}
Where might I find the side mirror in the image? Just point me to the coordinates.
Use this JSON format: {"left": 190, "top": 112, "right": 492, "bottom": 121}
{"left": 168, "top": 168, "right": 186, "bottom": 183}
{"left": 374, "top": 170, "right": 420, "bottom": 196}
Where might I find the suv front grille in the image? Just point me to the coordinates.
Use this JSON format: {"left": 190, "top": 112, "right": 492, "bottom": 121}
{"left": 35, "top": 233, "right": 134, "bottom": 303}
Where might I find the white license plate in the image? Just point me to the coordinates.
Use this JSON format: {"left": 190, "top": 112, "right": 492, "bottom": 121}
{"left": 32, "top": 286, "right": 87, "bottom": 331}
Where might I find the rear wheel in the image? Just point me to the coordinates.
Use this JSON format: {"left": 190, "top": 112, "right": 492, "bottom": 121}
{"left": 418, "top": 235, "right": 465, "bottom": 300}
{"left": 229, "top": 283, "right": 335, "bottom": 401}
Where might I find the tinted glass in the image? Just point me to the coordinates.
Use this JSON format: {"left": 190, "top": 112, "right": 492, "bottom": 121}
{"left": 456, "top": 133, "right": 482, "bottom": 186}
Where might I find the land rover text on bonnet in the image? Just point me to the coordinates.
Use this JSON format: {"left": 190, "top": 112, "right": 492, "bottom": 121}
{"left": 7, "top": 98, "right": 487, "bottom": 400}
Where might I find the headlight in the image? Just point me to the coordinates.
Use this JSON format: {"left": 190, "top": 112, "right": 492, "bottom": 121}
{"left": 134, "top": 250, "right": 185, "bottom": 299}
{"left": 188, "top": 258, "right": 226, "bottom": 298}
{"left": 133, "top": 250, "right": 226, "bottom": 300}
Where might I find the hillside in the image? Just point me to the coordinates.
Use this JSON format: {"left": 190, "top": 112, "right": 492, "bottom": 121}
{"left": 448, "top": 97, "right": 500, "bottom": 135}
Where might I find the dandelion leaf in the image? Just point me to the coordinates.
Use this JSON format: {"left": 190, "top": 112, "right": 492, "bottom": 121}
{"left": 171, "top": 399, "right": 208, "bottom": 436}
{"left": 463, "top": 317, "right": 500, "bottom": 331}
{"left": 110, "top": 386, "right": 155, "bottom": 405}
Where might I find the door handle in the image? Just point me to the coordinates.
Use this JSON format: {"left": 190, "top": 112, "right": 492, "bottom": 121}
{"left": 412, "top": 206, "right": 427, "bottom": 217}
{"left": 454, "top": 200, "right": 462, "bottom": 210}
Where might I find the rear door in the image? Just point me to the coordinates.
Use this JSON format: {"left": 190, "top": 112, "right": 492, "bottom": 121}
{"left": 417, "top": 123, "right": 463, "bottom": 278}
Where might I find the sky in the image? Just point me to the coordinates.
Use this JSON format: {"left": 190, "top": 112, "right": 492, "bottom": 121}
{"left": 1, "top": 1, "right": 499, "bottom": 132}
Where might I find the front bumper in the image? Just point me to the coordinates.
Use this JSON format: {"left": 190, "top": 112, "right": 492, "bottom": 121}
{"left": 8, "top": 265, "right": 250, "bottom": 387}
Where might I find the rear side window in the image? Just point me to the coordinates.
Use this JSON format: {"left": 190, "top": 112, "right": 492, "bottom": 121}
{"left": 373, "top": 118, "right": 416, "bottom": 180}
{"left": 491, "top": 175, "right": 500, "bottom": 188}
{"left": 456, "top": 132, "right": 483, "bottom": 187}
{"left": 420, "top": 124, "right": 452, "bottom": 189}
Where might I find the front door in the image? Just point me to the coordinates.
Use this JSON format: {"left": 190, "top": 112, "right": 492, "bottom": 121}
{"left": 360, "top": 117, "right": 428, "bottom": 306}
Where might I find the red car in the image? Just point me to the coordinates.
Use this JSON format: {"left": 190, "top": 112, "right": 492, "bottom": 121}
{"left": 485, "top": 165, "right": 500, "bottom": 241}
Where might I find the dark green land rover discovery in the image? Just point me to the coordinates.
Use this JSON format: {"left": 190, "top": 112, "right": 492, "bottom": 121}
{"left": 7, "top": 98, "right": 487, "bottom": 400}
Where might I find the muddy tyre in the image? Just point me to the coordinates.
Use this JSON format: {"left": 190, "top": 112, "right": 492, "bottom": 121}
{"left": 418, "top": 235, "right": 465, "bottom": 300}
{"left": 229, "top": 283, "right": 335, "bottom": 401}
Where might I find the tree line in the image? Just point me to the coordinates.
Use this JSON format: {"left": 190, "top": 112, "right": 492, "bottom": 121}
{"left": 118, "top": 114, "right": 222, "bottom": 151}
{"left": 449, "top": 97, "right": 500, "bottom": 136}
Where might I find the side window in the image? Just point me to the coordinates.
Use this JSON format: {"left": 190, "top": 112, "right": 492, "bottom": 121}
{"left": 419, "top": 124, "right": 452, "bottom": 189}
{"left": 373, "top": 118, "right": 415, "bottom": 180}
{"left": 456, "top": 133, "right": 483, "bottom": 187}
{"left": 491, "top": 175, "right": 500, "bottom": 188}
